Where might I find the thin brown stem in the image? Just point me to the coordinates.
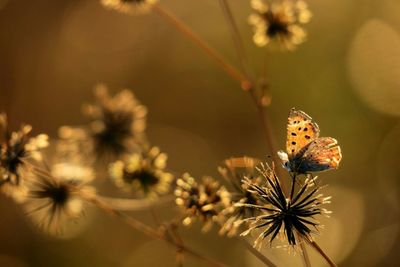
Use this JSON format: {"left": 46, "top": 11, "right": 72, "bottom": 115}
{"left": 237, "top": 237, "right": 277, "bottom": 267}
{"left": 152, "top": 4, "right": 251, "bottom": 90}
{"left": 248, "top": 78, "right": 287, "bottom": 191}
{"left": 299, "top": 239, "right": 311, "bottom": 267}
{"left": 83, "top": 193, "right": 228, "bottom": 267}
{"left": 306, "top": 239, "right": 337, "bottom": 267}
{"left": 217, "top": 0, "right": 286, "bottom": 191}
{"left": 218, "top": 0, "right": 254, "bottom": 85}
{"left": 99, "top": 195, "right": 173, "bottom": 211}
{"left": 290, "top": 173, "right": 296, "bottom": 201}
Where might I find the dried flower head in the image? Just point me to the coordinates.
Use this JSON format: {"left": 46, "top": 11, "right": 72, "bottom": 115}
{"left": 0, "top": 113, "right": 48, "bottom": 199}
{"left": 238, "top": 163, "right": 331, "bottom": 249}
{"left": 85, "top": 85, "right": 147, "bottom": 159}
{"left": 60, "top": 85, "right": 147, "bottom": 162}
{"left": 24, "top": 162, "right": 95, "bottom": 236}
{"left": 249, "top": 0, "right": 312, "bottom": 50}
{"left": 109, "top": 147, "right": 173, "bottom": 198}
{"left": 218, "top": 157, "right": 264, "bottom": 237}
{"left": 175, "top": 173, "right": 231, "bottom": 232}
{"left": 100, "top": 0, "right": 158, "bottom": 14}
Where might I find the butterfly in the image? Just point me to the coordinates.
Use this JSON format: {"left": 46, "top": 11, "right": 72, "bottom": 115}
{"left": 277, "top": 108, "right": 342, "bottom": 174}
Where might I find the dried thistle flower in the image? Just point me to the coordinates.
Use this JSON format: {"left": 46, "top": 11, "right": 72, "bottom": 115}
{"left": 24, "top": 162, "right": 95, "bottom": 236}
{"left": 0, "top": 113, "right": 48, "bottom": 199}
{"left": 60, "top": 85, "right": 147, "bottom": 162}
{"left": 238, "top": 163, "right": 331, "bottom": 249}
{"left": 249, "top": 0, "right": 311, "bottom": 50}
{"left": 109, "top": 147, "right": 173, "bottom": 198}
{"left": 218, "top": 157, "right": 264, "bottom": 237}
{"left": 175, "top": 173, "right": 230, "bottom": 232}
{"left": 100, "top": 0, "right": 158, "bottom": 14}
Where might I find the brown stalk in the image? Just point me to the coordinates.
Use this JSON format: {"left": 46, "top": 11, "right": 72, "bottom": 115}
{"left": 82, "top": 192, "right": 229, "bottom": 267}
{"left": 218, "top": 0, "right": 286, "bottom": 191}
{"left": 152, "top": 4, "right": 250, "bottom": 90}
{"left": 236, "top": 237, "right": 278, "bottom": 267}
{"left": 217, "top": 2, "right": 337, "bottom": 267}
{"left": 306, "top": 238, "right": 337, "bottom": 267}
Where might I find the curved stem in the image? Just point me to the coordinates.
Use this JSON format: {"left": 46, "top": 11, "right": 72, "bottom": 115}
{"left": 152, "top": 4, "right": 250, "bottom": 90}
{"left": 83, "top": 193, "right": 228, "bottom": 267}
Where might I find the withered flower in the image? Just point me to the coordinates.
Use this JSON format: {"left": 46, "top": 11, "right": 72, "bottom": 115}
{"left": 218, "top": 157, "right": 263, "bottom": 237}
{"left": 175, "top": 173, "right": 230, "bottom": 232}
{"left": 100, "top": 0, "right": 158, "bottom": 14}
{"left": 238, "top": 163, "right": 331, "bottom": 248}
{"left": 249, "top": 0, "right": 311, "bottom": 50}
{"left": 24, "top": 162, "right": 95, "bottom": 236}
{"left": 0, "top": 113, "right": 48, "bottom": 200}
{"left": 109, "top": 147, "right": 173, "bottom": 198}
{"left": 60, "top": 85, "right": 147, "bottom": 162}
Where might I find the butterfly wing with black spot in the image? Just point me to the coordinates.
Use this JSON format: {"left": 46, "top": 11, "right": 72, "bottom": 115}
{"left": 298, "top": 137, "right": 342, "bottom": 173}
{"left": 286, "top": 108, "right": 320, "bottom": 160}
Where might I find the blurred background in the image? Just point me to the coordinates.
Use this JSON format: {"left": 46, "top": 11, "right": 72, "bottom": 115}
{"left": 0, "top": 0, "right": 399, "bottom": 266}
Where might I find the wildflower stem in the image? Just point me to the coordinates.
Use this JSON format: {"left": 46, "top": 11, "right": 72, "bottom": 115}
{"left": 218, "top": 0, "right": 254, "bottom": 84}
{"left": 290, "top": 173, "right": 296, "bottom": 201}
{"left": 237, "top": 237, "right": 277, "bottom": 267}
{"left": 84, "top": 193, "right": 228, "bottom": 267}
{"left": 152, "top": 4, "right": 250, "bottom": 90}
{"left": 98, "top": 195, "right": 173, "bottom": 211}
{"left": 217, "top": 0, "right": 286, "bottom": 192}
{"left": 307, "top": 239, "right": 337, "bottom": 267}
{"left": 299, "top": 239, "right": 312, "bottom": 267}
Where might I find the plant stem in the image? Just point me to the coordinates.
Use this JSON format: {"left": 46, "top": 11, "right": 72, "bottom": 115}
{"left": 299, "top": 239, "right": 311, "bottom": 267}
{"left": 306, "top": 239, "right": 337, "bottom": 267}
{"left": 98, "top": 195, "right": 173, "bottom": 211}
{"left": 217, "top": 0, "right": 286, "bottom": 192}
{"left": 152, "top": 4, "right": 251, "bottom": 90}
{"left": 237, "top": 237, "right": 277, "bottom": 267}
{"left": 83, "top": 193, "right": 228, "bottom": 267}
{"left": 216, "top": 3, "right": 319, "bottom": 267}
{"left": 218, "top": 0, "right": 254, "bottom": 85}
{"left": 290, "top": 173, "right": 296, "bottom": 201}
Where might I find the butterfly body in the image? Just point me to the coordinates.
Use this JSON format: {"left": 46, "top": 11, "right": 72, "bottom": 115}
{"left": 278, "top": 108, "right": 342, "bottom": 174}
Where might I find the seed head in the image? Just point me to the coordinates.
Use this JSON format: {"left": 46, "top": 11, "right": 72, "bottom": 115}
{"left": 175, "top": 173, "right": 230, "bottom": 232}
{"left": 238, "top": 163, "right": 331, "bottom": 249}
{"left": 109, "top": 147, "right": 173, "bottom": 198}
{"left": 249, "top": 0, "right": 312, "bottom": 50}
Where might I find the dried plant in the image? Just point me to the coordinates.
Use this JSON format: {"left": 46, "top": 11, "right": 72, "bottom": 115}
{"left": 0, "top": 1, "right": 347, "bottom": 267}
{"left": 238, "top": 163, "right": 331, "bottom": 248}
{"left": 109, "top": 146, "right": 173, "bottom": 198}
{"left": 249, "top": 0, "right": 312, "bottom": 50}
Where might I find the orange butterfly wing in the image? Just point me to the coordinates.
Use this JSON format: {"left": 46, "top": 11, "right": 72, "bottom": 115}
{"left": 300, "top": 137, "right": 342, "bottom": 172}
{"left": 286, "top": 108, "right": 320, "bottom": 159}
